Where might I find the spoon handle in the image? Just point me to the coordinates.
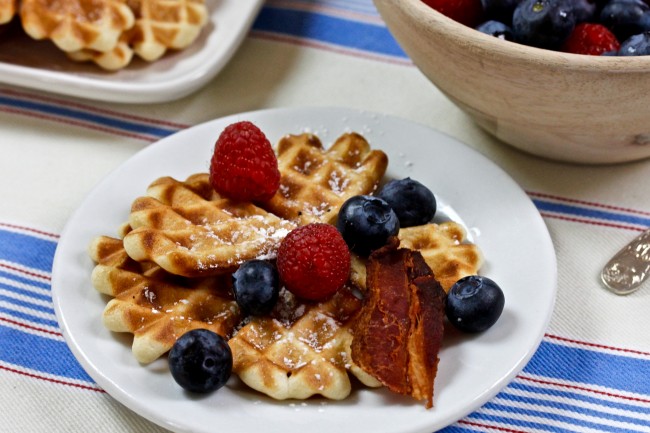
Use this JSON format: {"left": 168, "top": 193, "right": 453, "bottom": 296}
{"left": 601, "top": 229, "right": 650, "bottom": 295}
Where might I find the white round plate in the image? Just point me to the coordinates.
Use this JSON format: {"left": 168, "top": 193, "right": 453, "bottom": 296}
{"left": 52, "top": 107, "right": 557, "bottom": 433}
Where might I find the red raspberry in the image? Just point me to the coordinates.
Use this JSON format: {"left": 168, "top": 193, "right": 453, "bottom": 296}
{"left": 209, "top": 121, "right": 280, "bottom": 202}
{"left": 421, "top": 0, "right": 484, "bottom": 27}
{"left": 561, "top": 23, "right": 620, "bottom": 56}
{"left": 276, "top": 224, "right": 351, "bottom": 301}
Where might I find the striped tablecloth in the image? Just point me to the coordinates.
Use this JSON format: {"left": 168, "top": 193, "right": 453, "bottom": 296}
{"left": 2, "top": 1, "right": 650, "bottom": 432}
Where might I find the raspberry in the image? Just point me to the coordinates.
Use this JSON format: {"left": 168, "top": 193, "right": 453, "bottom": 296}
{"left": 561, "top": 23, "right": 620, "bottom": 55}
{"left": 276, "top": 223, "right": 351, "bottom": 301}
{"left": 209, "top": 121, "right": 280, "bottom": 202}
{"left": 421, "top": 0, "right": 484, "bottom": 27}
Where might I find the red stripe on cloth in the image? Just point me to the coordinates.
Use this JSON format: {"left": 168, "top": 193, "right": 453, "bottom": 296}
{"left": 0, "top": 88, "right": 189, "bottom": 129}
{"left": 517, "top": 375, "right": 650, "bottom": 404}
{"left": 529, "top": 191, "right": 650, "bottom": 217}
{"left": 457, "top": 419, "right": 529, "bottom": 433}
{"left": 0, "top": 317, "right": 61, "bottom": 337}
{"left": 540, "top": 212, "right": 646, "bottom": 231}
{"left": 0, "top": 222, "right": 59, "bottom": 239}
{"left": 546, "top": 333, "right": 650, "bottom": 358}
{"left": 0, "top": 364, "right": 104, "bottom": 392}
{"left": 0, "top": 262, "right": 51, "bottom": 281}
{"left": 0, "top": 107, "right": 156, "bottom": 142}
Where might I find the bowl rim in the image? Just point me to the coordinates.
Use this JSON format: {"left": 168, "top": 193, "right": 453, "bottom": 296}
{"left": 380, "top": 0, "right": 650, "bottom": 72}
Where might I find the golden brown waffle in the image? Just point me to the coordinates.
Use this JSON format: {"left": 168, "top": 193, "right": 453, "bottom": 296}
{"left": 122, "top": 173, "right": 296, "bottom": 278}
{"left": 67, "top": 39, "right": 134, "bottom": 70}
{"left": 350, "top": 221, "right": 483, "bottom": 292}
{"left": 20, "top": 0, "right": 135, "bottom": 52}
{"left": 126, "top": 0, "right": 208, "bottom": 62}
{"left": 0, "top": 0, "right": 16, "bottom": 24}
{"left": 89, "top": 235, "right": 242, "bottom": 364}
{"left": 263, "top": 133, "right": 388, "bottom": 226}
{"left": 228, "top": 287, "right": 381, "bottom": 400}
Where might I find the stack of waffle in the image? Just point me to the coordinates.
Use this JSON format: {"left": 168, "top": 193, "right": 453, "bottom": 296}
{"left": 4, "top": 0, "right": 208, "bottom": 70}
{"left": 88, "top": 132, "right": 484, "bottom": 405}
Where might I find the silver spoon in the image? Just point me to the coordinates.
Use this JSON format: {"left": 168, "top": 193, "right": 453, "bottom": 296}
{"left": 601, "top": 229, "right": 650, "bottom": 295}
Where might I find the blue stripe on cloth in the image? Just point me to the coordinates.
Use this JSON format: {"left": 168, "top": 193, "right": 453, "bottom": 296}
{"left": 0, "top": 306, "right": 59, "bottom": 328}
{"left": 291, "top": 0, "right": 380, "bottom": 15}
{"left": 0, "top": 96, "right": 177, "bottom": 138}
{"left": 0, "top": 268, "right": 51, "bottom": 295}
{"left": 533, "top": 199, "right": 650, "bottom": 227}
{"left": 0, "top": 229, "right": 56, "bottom": 272}
{"left": 466, "top": 409, "right": 641, "bottom": 433}
{"left": 524, "top": 341, "right": 650, "bottom": 396}
{"left": 0, "top": 325, "right": 93, "bottom": 382}
{"left": 253, "top": 6, "right": 407, "bottom": 58}
{"left": 506, "top": 380, "right": 650, "bottom": 416}
{"left": 0, "top": 292, "right": 56, "bottom": 318}
{"left": 493, "top": 394, "right": 650, "bottom": 429}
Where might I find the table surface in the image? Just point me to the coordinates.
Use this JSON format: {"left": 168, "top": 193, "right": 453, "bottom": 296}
{"left": 2, "top": 1, "right": 650, "bottom": 432}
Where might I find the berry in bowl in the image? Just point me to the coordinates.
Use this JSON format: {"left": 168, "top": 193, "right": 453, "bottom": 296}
{"left": 374, "top": 0, "right": 650, "bottom": 163}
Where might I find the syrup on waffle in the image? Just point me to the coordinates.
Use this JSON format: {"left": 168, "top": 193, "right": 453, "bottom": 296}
{"left": 350, "top": 221, "right": 483, "bottom": 292}
{"left": 89, "top": 234, "right": 242, "bottom": 364}
{"left": 122, "top": 173, "right": 296, "bottom": 278}
{"left": 228, "top": 286, "right": 381, "bottom": 400}
{"left": 263, "top": 133, "right": 388, "bottom": 226}
{"left": 20, "top": 0, "right": 135, "bottom": 52}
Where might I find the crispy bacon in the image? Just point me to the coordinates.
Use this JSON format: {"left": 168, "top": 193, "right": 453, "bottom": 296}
{"left": 351, "top": 237, "right": 446, "bottom": 408}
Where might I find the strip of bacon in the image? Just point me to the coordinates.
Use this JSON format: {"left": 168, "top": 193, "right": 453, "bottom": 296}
{"left": 351, "top": 238, "right": 446, "bottom": 408}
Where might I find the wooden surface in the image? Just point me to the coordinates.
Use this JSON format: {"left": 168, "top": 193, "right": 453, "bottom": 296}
{"left": 374, "top": 0, "right": 650, "bottom": 164}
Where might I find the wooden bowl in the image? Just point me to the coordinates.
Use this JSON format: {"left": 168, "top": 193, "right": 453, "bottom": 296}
{"left": 374, "top": 0, "right": 650, "bottom": 164}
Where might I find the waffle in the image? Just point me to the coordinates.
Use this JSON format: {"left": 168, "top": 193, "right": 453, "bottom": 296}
{"left": 228, "top": 287, "right": 381, "bottom": 400}
{"left": 126, "top": 0, "right": 208, "bottom": 62}
{"left": 89, "top": 234, "right": 242, "bottom": 364}
{"left": 0, "top": 0, "right": 16, "bottom": 24}
{"left": 263, "top": 133, "right": 388, "bottom": 226}
{"left": 67, "top": 39, "right": 134, "bottom": 71}
{"left": 20, "top": 0, "right": 135, "bottom": 52}
{"left": 122, "top": 173, "right": 296, "bottom": 278}
{"left": 350, "top": 221, "right": 483, "bottom": 292}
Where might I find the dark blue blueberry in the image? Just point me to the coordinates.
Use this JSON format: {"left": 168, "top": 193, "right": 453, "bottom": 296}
{"left": 168, "top": 329, "right": 232, "bottom": 393}
{"left": 377, "top": 178, "right": 437, "bottom": 227}
{"left": 513, "top": 0, "right": 576, "bottom": 49}
{"left": 481, "top": 0, "right": 523, "bottom": 25}
{"left": 600, "top": 0, "right": 650, "bottom": 41}
{"left": 232, "top": 260, "right": 279, "bottom": 316}
{"left": 446, "top": 276, "right": 505, "bottom": 333}
{"left": 618, "top": 31, "right": 650, "bottom": 55}
{"left": 336, "top": 195, "right": 399, "bottom": 256}
{"left": 476, "top": 20, "right": 515, "bottom": 40}
{"left": 566, "top": 0, "right": 598, "bottom": 23}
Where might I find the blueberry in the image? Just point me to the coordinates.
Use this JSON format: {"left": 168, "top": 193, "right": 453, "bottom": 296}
{"left": 168, "top": 329, "right": 232, "bottom": 393}
{"left": 232, "top": 260, "right": 279, "bottom": 316}
{"left": 336, "top": 195, "right": 400, "bottom": 256}
{"left": 600, "top": 0, "right": 650, "bottom": 41}
{"left": 618, "top": 31, "right": 650, "bottom": 55}
{"left": 567, "top": 0, "right": 598, "bottom": 23}
{"left": 476, "top": 20, "right": 515, "bottom": 40}
{"left": 377, "top": 178, "right": 436, "bottom": 228}
{"left": 446, "top": 276, "right": 505, "bottom": 333}
{"left": 481, "top": 0, "right": 523, "bottom": 24}
{"left": 513, "top": 0, "right": 576, "bottom": 49}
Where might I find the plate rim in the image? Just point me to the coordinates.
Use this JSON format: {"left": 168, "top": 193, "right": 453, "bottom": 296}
{"left": 51, "top": 106, "right": 558, "bottom": 433}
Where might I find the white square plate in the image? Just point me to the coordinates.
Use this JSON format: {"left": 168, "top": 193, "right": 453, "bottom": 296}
{"left": 0, "top": 0, "right": 263, "bottom": 103}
